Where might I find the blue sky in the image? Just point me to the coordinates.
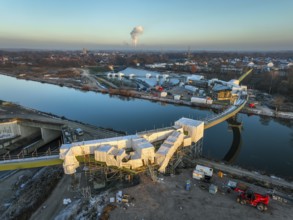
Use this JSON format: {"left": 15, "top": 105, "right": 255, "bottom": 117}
{"left": 0, "top": 0, "right": 293, "bottom": 50}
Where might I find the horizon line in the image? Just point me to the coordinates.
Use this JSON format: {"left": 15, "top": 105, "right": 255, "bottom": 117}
{"left": 1, "top": 48, "right": 293, "bottom": 53}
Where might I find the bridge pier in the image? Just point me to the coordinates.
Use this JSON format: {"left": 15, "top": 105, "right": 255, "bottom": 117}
{"left": 41, "top": 128, "right": 61, "bottom": 143}
{"left": 0, "top": 119, "right": 63, "bottom": 157}
{"left": 191, "top": 138, "right": 203, "bottom": 158}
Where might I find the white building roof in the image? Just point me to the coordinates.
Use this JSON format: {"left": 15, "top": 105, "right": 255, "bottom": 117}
{"left": 185, "top": 85, "right": 198, "bottom": 92}
{"left": 187, "top": 75, "right": 204, "bottom": 81}
{"left": 175, "top": 117, "right": 203, "bottom": 128}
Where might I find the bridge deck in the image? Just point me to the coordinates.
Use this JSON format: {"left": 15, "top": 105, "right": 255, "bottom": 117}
{"left": 204, "top": 98, "right": 247, "bottom": 129}
{"left": 0, "top": 155, "right": 62, "bottom": 171}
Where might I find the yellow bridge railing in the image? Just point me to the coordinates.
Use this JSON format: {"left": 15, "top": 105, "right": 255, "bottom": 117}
{"left": 238, "top": 69, "right": 253, "bottom": 83}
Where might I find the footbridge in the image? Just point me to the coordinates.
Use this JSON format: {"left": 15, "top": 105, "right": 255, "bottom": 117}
{"left": 204, "top": 98, "right": 247, "bottom": 129}
{"left": 204, "top": 68, "right": 253, "bottom": 129}
{"left": 238, "top": 68, "right": 253, "bottom": 83}
{"left": 0, "top": 70, "right": 253, "bottom": 173}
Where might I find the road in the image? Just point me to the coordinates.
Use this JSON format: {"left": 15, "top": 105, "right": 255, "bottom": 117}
{"left": 81, "top": 69, "right": 112, "bottom": 90}
{"left": 0, "top": 102, "right": 121, "bottom": 140}
{"left": 195, "top": 158, "right": 293, "bottom": 190}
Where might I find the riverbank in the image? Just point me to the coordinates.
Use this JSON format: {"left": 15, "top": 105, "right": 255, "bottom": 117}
{"left": 0, "top": 70, "right": 222, "bottom": 112}
{"left": 1, "top": 71, "right": 293, "bottom": 120}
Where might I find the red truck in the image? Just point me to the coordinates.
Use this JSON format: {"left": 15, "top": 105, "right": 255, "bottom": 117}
{"left": 249, "top": 103, "right": 256, "bottom": 108}
{"left": 237, "top": 189, "right": 270, "bottom": 211}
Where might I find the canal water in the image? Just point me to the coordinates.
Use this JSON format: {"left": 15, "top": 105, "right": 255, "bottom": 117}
{"left": 0, "top": 74, "right": 292, "bottom": 180}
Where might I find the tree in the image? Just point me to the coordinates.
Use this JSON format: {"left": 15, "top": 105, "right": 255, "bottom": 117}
{"left": 273, "top": 95, "right": 285, "bottom": 113}
{"left": 287, "top": 67, "right": 293, "bottom": 96}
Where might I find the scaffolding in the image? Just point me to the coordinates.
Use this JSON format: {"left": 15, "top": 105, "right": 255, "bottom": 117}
{"left": 166, "top": 138, "right": 203, "bottom": 175}
{"left": 78, "top": 153, "right": 139, "bottom": 192}
{"left": 71, "top": 131, "right": 204, "bottom": 188}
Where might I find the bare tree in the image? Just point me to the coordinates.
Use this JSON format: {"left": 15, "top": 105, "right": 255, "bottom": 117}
{"left": 273, "top": 95, "right": 285, "bottom": 113}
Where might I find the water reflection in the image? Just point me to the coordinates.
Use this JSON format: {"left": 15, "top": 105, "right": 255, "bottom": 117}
{"left": 259, "top": 115, "right": 271, "bottom": 126}
{"left": 223, "top": 118, "right": 242, "bottom": 163}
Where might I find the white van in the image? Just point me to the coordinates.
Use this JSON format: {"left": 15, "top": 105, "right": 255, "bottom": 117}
{"left": 192, "top": 165, "right": 213, "bottom": 180}
{"left": 75, "top": 128, "right": 84, "bottom": 136}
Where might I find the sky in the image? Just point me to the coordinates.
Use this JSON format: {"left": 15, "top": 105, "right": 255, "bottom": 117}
{"left": 0, "top": 0, "right": 293, "bottom": 51}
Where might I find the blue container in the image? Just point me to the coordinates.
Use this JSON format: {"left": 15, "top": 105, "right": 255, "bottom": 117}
{"left": 185, "top": 180, "right": 191, "bottom": 191}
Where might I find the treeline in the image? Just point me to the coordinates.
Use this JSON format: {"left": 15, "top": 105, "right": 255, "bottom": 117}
{"left": 242, "top": 67, "right": 293, "bottom": 101}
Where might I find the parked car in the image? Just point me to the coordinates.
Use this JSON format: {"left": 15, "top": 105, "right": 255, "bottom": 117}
{"left": 74, "top": 128, "right": 84, "bottom": 136}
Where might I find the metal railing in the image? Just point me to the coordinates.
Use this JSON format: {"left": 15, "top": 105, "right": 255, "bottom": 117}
{"left": 1, "top": 148, "right": 59, "bottom": 162}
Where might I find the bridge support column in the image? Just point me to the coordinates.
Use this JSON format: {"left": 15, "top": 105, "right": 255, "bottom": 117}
{"left": 191, "top": 138, "right": 203, "bottom": 158}
{"left": 41, "top": 128, "right": 61, "bottom": 143}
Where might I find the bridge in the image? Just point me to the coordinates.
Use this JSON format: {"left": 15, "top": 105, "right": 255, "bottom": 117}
{"left": 204, "top": 98, "right": 247, "bottom": 129}
{"left": 0, "top": 69, "right": 253, "bottom": 174}
{"left": 0, "top": 118, "right": 62, "bottom": 155}
{"left": 238, "top": 69, "right": 253, "bottom": 83}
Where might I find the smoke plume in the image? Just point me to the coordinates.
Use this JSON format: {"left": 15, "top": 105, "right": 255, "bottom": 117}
{"left": 130, "top": 26, "right": 144, "bottom": 47}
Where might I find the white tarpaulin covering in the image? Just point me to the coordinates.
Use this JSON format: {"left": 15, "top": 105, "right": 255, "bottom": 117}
{"left": 183, "top": 137, "right": 192, "bottom": 147}
{"left": 155, "top": 130, "right": 184, "bottom": 173}
{"left": 175, "top": 118, "right": 204, "bottom": 143}
{"left": 123, "top": 158, "right": 143, "bottom": 169}
{"left": 60, "top": 117, "right": 205, "bottom": 175}
{"left": 60, "top": 135, "right": 138, "bottom": 157}
{"left": 95, "top": 145, "right": 113, "bottom": 162}
{"left": 94, "top": 145, "right": 126, "bottom": 167}
{"left": 140, "top": 128, "right": 174, "bottom": 143}
{"left": 131, "top": 137, "right": 155, "bottom": 164}
{"left": 63, "top": 149, "right": 79, "bottom": 174}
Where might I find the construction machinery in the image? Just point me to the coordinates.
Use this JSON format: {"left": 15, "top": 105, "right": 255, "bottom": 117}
{"left": 248, "top": 103, "right": 256, "bottom": 108}
{"left": 237, "top": 189, "right": 270, "bottom": 211}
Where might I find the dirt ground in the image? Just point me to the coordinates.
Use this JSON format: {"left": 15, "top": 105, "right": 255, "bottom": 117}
{"left": 0, "top": 169, "right": 36, "bottom": 207}
{"left": 1, "top": 167, "right": 292, "bottom": 220}
{"left": 109, "top": 169, "right": 293, "bottom": 220}
{"left": 30, "top": 174, "right": 77, "bottom": 220}
{"left": 0, "top": 166, "right": 64, "bottom": 220}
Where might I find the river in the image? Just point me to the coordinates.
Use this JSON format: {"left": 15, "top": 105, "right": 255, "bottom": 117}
{"left": 0, "top": 73, "right": 292, "bottom": 180}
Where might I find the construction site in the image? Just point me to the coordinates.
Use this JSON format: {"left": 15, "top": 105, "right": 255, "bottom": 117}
{"left": 0, "top": 99, "right": 293, "bottom": 220}
{"left": 0, "top": 68, "right": 292, "bottom": 220}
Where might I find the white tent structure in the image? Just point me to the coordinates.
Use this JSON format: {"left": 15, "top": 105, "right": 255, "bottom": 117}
{"left": 155, "top": 131, "right": 184, "bottom": 173}
{"left": 174, "top": 118, "right": 204, "bottom": 143}
{"left": 60, "top": 118, "right": 204, "bottom": 174}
